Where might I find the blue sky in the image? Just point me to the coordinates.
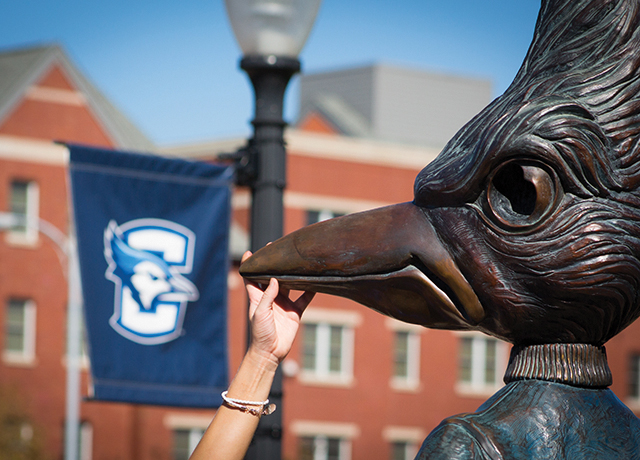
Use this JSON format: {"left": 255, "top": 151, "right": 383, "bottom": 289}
{"left": 1, "top": 1, "right": 541, "bottom": 146}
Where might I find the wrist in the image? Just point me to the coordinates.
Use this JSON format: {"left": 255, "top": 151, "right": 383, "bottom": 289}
{"left": 224, "top": 350, "right": 278, "bottom": 405}
{"left": 245, "top": 346, "right": 280, "bottom": 373}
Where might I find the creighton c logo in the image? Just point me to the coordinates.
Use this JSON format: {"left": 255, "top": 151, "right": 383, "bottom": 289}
{"left": 104, "top": 219, "right": 199, "bottom": 345}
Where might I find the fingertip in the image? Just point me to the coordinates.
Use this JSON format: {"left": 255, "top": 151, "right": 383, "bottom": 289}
{"left": 241, "top": 251, "right": 253, "bottom": 264}
{"left": 259, "top": 278, "right": 278, "bottom": 298}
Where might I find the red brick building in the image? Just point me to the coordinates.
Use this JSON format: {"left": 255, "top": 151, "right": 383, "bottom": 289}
{"left": 1, "top": 43, "right": 640, "bottom": 460}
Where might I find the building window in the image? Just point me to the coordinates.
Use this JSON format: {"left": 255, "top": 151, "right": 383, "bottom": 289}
{"left": 307, "top": 209, "right": 344, "bottom": 225}
{"left": 173, "top": 428, "right": 204, "bottom": 460}
{"left": 394, "top": 331, "right": 410, "bottom": 378}
{"left": 386, "top": 319, "right": 421, "bottom": 391}
{"left": 299, "top": 435, "right": 351, "bottom": 460}
{"left": 383, "top": 426, "right": 424, "bottom": 460}
{"left": 3, "top": 299, "right": 36, "bottom": 365}
{"left": 7, "top": 180, "right": 39, "bottom": 244}
{"left": 391, "top": 330, "right": 420, "bottom": 390}
{"left": 301, "top": 322, "right": 353, "bottom": 384}
{"left": 629, "top": 354, "right": 640, "bottom": 400}
{"left": 163, "top": 414, "right": 213, "bottom": 460}
{"left": 457, "top": 334, "right": 508, "bottom": 395}
{"left": 292, "top": 421, "right": 359, "bottom": 460}
{"left": 390, "top": 441, "right": 417, "bottom": 460}
{"left": 299, "top": 308, "right": 359, "bottom": 386}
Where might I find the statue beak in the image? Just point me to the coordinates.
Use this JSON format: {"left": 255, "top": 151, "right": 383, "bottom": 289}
{"left": 239, "top": 202, "right": 484, "bottom": 329}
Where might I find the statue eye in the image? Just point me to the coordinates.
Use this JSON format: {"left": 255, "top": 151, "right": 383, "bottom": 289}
{"left": 485, "top": 160, "right": 560, "bottom": 230}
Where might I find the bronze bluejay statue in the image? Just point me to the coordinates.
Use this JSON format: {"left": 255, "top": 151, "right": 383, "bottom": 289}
{"left": 240, "top": 0, "right": 640, "bottom": 457}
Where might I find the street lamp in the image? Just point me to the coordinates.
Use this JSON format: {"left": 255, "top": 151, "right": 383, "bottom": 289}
{"left": 224, "top": 0, "right": 322, "bottom": 250}
{"left": 0, "top": 212, "right": 83, "bottom": 460}
{"left": 224, "top": 0, "right": 322, "bottom": 458}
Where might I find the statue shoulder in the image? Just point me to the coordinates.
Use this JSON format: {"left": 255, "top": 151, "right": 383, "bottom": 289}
{"left": 416, "top": 415, "right": 503, "bottom": 460}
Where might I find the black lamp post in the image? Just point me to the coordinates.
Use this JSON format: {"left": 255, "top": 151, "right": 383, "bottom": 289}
{"left": 224, "top": 0, "right": 322, "bottom": 458}
{"left": 240, "top": 54, "right": 300, "bottom": 252}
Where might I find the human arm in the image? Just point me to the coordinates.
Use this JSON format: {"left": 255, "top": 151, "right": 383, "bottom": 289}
{"left": 189, "top": 252, "right": 315, "bottom": 460}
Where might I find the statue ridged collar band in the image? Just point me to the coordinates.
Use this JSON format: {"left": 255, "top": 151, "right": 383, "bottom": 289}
{"left": 504, "top": 343, "right": 612, "bottom": 388}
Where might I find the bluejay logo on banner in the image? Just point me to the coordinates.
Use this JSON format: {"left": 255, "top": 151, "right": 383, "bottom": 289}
{"left": 104, "top": 219, "right": 199, "bottom": 345}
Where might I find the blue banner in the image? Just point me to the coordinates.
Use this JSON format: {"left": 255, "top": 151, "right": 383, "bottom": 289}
{"left": 69, "top": 144, "right": 233, "bottom": 407}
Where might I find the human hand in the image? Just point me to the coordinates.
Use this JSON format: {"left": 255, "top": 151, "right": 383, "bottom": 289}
{"left": 242, "top": 251, "right": 315, "bottom": 367}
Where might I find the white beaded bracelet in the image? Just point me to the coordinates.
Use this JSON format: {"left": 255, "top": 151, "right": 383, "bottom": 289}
{"left": 221, "top": 391, "right": 276, "bottom": 417}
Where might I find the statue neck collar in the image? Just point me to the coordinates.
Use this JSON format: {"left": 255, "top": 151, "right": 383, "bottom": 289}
{"left": 504, "top": 343, "right": 612, "bottom": 388}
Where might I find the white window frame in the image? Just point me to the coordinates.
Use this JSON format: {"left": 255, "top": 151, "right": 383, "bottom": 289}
{"left": 6, "top": 180, "right": 39, "bottom": 246}
{"left": 455, "top": 332, "right": 508, "bottom": 396}
{"left": 299, "top": 308, "right": 360, "bottom": 387}
{"left": 292, "top": 421, "right": 359, "bottom": 460}
{"left": 386, "top": 319, "right": 422, "bottom": 391}
{"left": 3, "top": 298, "right": 37, "bottom": 366}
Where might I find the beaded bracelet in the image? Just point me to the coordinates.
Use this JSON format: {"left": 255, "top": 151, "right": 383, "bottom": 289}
{"left": 221, "top": 391, "right": 276, "bottom": 417}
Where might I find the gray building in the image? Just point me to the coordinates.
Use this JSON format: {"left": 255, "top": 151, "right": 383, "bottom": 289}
{"left": 298, "top": 64, "right": 493, "bottom": 149}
